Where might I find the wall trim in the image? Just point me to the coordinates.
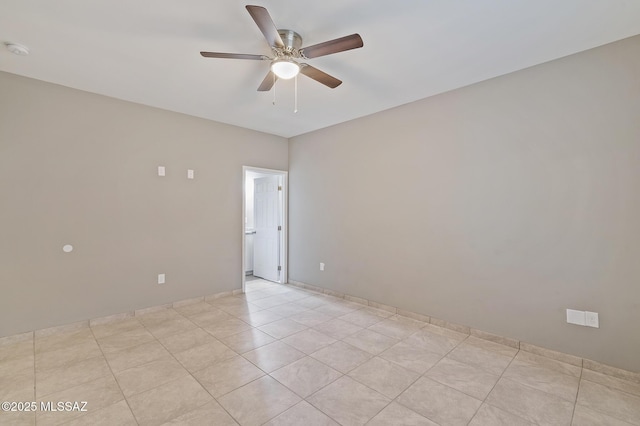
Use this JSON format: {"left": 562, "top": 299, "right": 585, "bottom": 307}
{"left": 285, "top": 279, "right": 640, "bottom": 382}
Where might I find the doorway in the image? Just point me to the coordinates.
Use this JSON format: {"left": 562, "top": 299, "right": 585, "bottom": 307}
{"left": 242, "top": 166, "right": 288, "bottom": 292}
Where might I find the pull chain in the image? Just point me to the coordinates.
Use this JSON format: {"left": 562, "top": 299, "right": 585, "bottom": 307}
{"left": 294, "top": 74, "right": 298, "bottom": 113}
{"left": 272, "top": 73, "right": 276, "bottom": 106}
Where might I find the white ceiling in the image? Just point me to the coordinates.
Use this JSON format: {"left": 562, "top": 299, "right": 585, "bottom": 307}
{"left": 2, "top": 1, "right": 640, "bottom": 138}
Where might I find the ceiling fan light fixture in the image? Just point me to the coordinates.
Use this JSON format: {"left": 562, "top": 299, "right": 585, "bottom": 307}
{"left": 271, "top": 59, "right": 300, "bottom": 79}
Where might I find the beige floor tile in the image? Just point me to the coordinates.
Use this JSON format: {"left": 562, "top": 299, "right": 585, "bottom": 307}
{"left": 218, "top": 376, "right": 301, "bottom": 426}
{"left": 263, "top": 401, "right": 338, "bottom": 426}
{"left": 515, "top": 351, "right": 582, "bottom": 378}
{"left": 313, "top": 302, "right": 360, "bottom": 317}
{"left": 368, "top": 318, "right": 422, "bottom": 340}
{"left": 242, "top": 341, "right": 305, "bottom": 373}
{"left": 402, "top": 328, "right": 461, "bottom": 356}
{"left": 572, "top": 404, "right": 636, "bottom": 426}
{"left": 36, "top": 355, "right": 111, "bottom": 397}
{"left": 338, "top": 310, "right": 388, "bottom": 328}
{"left": 188, "top": 308, "right": 233, "bottom": 327}
{"left": 158, "top": 328, "right": 216, "bottom": 354}
{"left": 486, "top": 378, "right": 574, "bottom": 426}
{"left": 464, "top": 336, "right": 519, "bottom": 357}
{"left": 421, "top": 323, "right": 469, "bottom": 341}
{"left": 174, "top": 301, "right": 222, "bottom": 317}
{"left": 581, "top": 369, "right": 640, "bottom": 397}
{"left": 114, "top": 358, "right": 189, "bottom": 397}
{"left": 104, "top": 340, "right": 173, "bottom": 372}
{"left": 380, "top": 341, "right": 443, "bottom": 374}
{"left": 250, "top": 295, "right": 291, "bottom": 309}
{"left": 287, "top": 310, "right": 333, "bottom": 327}
{"left": 343, "top": 329, "right": 398, "bottom": 355}
{"left": 282, "top": 329, "right": 336, "bottom": 355}
{"left": 0, "top": 368, "right": 34, "bottom": 402}
{"left": 447, "top": 340, "right": 514, "bottom": 376}
{"left": 469, "top": 403, "right": 534, "bottom": 426}
{"left": 312, "top": 318, "right": 363, "bottom": 340}
{"left": 36, "top": 375, "right": 123, "bottom": 426}
{"left": 127, "top": 375, "right": 213, "bottom": 426}
{"left": 426, "top": 357, "right": 500, "bottom": 400}
{"left": 63, "top": 400, "right": 137, "bottom": 426}
{"left": 397, "top": 377, "right": 482, "bottom": 426}
{"left": 258, "top": 319, "right": 308, "bottom": 339}
{"left": 35, "top": 339, "right": 102, "bottom": 371}
{"left": 219, "top": 328, "right": 276, "bottom": 354}
{"left": 145, "top": 317, "right": 198, "bottom": 339}
{"left": 204, "top": 318, "right": 253, "bottom": 339}
{"left": 161, "top": 400, "right": 238, "bottom": 425}
{"left": 136, "top": 309, "right": 184, "bottom": 327}
{"left": 348, "top": 356, "right": 420, "bottom": 399}
{"left": 173, "top": 339, "right": 237, "bottom": 373}
{"left": 367, "top": 402, "right": 438, "bottom": 426}
{"left": 0, "top": 410, "right": 35, "bottom": 426}
{"left": 0, "top": 339, "right": 34, "bottom": 364}
{"left": 236, "top": 310, "right": 284, "bottom": 327}
{"left": 35, "top": 328, "right": 95, "bottom": 354}
{"left": 218, "top": 303, "right": 264, "bottom": 317}
{"left": 310, "top": 341, "right": 373, "bottom": 374}
{"left": 266, "top": 302, "right": 310, "bottom": 318}
{"left": 90, "top": 318, "right": 144, "bottom": 340}
{"left": 503, "top": 359, "right": 580, "bottom": 402}
{"left": 307, "top": 376, "right": 390, "bottom": 426}
{"left": 193, "top": 355, "right": 264, "bottom": 398}
{"left": 577, "top": 379, "right": 640, "bottom": 425}
{"left": 271, "top": 356, "right": 342, "bottom": 398}
{"left": 96, "top": 328, "right": 155, "bottom": 353}
{"left": 295, "top": 296, "right": 329, "bottom": 309}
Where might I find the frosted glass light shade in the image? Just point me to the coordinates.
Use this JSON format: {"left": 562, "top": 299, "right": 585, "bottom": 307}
{"left": 271, "top": 60, "right": 300, "bottom": 79}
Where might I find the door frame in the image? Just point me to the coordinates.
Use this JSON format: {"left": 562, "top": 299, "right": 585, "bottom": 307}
{"left": 242, "top": 166, "right": 288, "bottom": 292}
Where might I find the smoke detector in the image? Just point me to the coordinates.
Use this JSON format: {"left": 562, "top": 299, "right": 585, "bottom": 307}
{"left": 5, "top": 43, "right": 29, "bottom": 56}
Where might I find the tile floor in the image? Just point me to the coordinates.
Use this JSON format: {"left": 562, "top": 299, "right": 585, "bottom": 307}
{"left": 1, "top": 279, "right": 639, "bottom": 426}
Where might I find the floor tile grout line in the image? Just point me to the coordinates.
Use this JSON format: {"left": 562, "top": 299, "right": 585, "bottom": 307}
{"left": 88, "top": 325, "right": 140, "bottom": 426}
{"left": 473, "top": 348, "right": 524, "bottom": 422}
{"left": 570, "top": 365, "right": 584, "bottom": 426}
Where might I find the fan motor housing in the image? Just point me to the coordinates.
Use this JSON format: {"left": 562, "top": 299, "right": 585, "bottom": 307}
{"left": 278, "top": 30, "right": 302, "bottom": 51}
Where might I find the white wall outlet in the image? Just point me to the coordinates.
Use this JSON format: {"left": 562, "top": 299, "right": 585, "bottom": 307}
{"left": 187, "top": 169, "right": 194, "bottom": 179}
{"left": 585, "top": 311, "right": 599, "bottom": 328}
{"left": 158, "top": 166, "right": 166, "bottom": 177}
{"left": 566, "top": 309, "right": 586, "bottom": 326}
{"left": 158, "top": 273, "right": 165, "bottom": 284}
{"left": 319, "top": 262, "right": 325, "bottom": 271}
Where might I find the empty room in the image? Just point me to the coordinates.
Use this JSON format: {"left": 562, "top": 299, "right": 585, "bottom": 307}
{"left": 1, "top": 1, "right": 639, "bottom": 425}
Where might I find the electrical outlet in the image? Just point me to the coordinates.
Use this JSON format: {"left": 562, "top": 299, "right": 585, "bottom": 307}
{"left": 158, "top": 166, "right": 166, "bottom": 177}
{"left": 320, "top": 262, "right": 325, "bottom": 271}
{"left": 158, "top": 273, "right": 165, "bottom": 284}
{"left": 187, "top": 169, "right": 194, "bottom": 179}
{"left": 585, "top": 311, "right": 599, "bottom": 328}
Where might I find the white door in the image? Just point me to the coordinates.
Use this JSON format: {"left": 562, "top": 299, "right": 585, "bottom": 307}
{"left": 253, "top": 176, "right": 280, "bottom": 282}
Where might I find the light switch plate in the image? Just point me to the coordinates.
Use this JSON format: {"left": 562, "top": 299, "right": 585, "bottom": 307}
{"left": 158, "top": 273, "right": 165, "bottom": 284}
{"left": 566, "top": 309, "right": 586, "bottom": 326}
{"left": 585, "top": 311, "right": 599, "bottom": 328}
{"left": 187, "top": 169, "right": 194, "bottom": 179}
{"left": 158, "top": 166, "right": 166, "bottom": 177}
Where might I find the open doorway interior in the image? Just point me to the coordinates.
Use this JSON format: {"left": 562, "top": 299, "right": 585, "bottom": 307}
{"left": 243, "top": 167, "right": 287, "bottom": 292}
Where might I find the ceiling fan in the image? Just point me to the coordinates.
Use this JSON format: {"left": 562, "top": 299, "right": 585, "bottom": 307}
{"left": 200, "top": 5, "right": 363, "bottom": 91}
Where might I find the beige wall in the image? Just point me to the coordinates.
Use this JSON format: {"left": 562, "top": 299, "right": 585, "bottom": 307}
{"left": 289, "top": 35, "right": 640, "bottom": 372}
{"left": 0, "top": 71, "right": 288, "bottom": 336}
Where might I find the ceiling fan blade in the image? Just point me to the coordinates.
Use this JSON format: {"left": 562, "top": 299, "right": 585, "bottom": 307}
{"left": 301, "top": 34, "right": 363, "bottom": 59}
{"left": 200, "top": 52, "right": 268, "bottom": 60}
{"left": 246, "top": 5, "right": 284, "bottom": 48}
{"left": 300, "top": 64, "right": 342, "bottom": 88}
{"left": 258, "top": 71, "right": 277, "bottom": 91}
